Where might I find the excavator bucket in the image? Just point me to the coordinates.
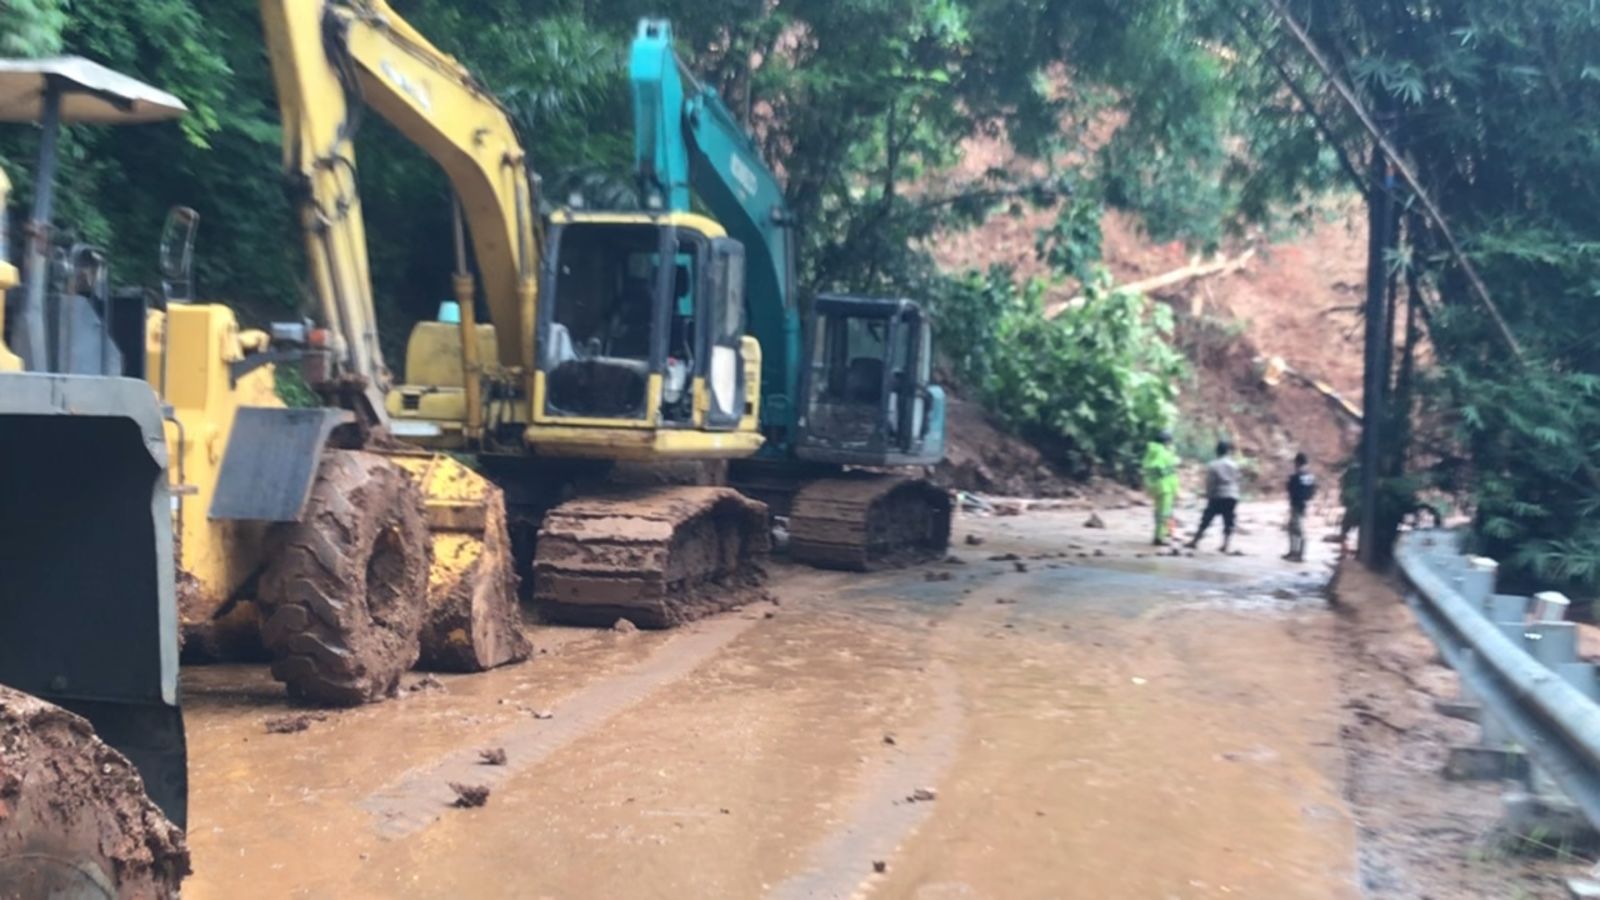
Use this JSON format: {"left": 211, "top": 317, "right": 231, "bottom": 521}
{"left": 387, "top": 453, "right": 531, "bottom": 670}
{"left": 0, "top": 373, "right": 187, "bottom": 827}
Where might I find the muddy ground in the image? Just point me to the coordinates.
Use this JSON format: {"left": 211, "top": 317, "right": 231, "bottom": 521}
{"left": 177, "top": 497, "right": 1589, "bottom": 898}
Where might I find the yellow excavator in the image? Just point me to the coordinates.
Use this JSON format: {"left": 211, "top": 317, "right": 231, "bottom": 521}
{"left": 252, "top": 0, "right": 772, "bottom": 629}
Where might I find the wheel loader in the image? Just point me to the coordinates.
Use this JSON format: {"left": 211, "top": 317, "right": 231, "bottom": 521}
{"left": 0, "top": 57, "right": 188, "bottom": 898}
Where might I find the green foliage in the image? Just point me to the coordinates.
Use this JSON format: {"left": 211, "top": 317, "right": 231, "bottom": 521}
{"left": 933, "top": 265, "right": 1186, "bottom": 478}
{"left": 0, "top": 0, "right": 67, "bottom": 56}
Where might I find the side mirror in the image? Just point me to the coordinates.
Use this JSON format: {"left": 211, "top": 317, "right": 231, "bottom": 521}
{"left": 160, "top": 207, "right": 199, "bottom": 305}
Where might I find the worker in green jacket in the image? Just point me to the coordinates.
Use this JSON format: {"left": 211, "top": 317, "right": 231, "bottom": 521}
{"left": 1142, "top": 429, "right": 1181, "bottom": 545}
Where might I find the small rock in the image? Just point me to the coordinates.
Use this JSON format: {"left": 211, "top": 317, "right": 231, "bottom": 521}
{"left": 449, "top": 782, "right": 490, "bottom": 808}
{"left": 872, "top": 860, "right": 888, "bottom": 874}
{"left": 1012, "top": 561, "right": 1028, "bottom": 573}
{"left": 988, "top": 553, "right": 1021, "bottom": 562}
{"left": 530, "top": 708, "right": 556, "bottom": 720}
{"left": 720, "top": 807, "right": 731, "bottom": 815}
{"left": 764, "top": 610, "right": 777, "bottom": 619}
{"left": 407, "top": 674, "right": 445, "bottom": 693}
{"left": 1273, "top": 588, "right": 1297, "bottom": 600}
{"left": 1084, "top": 513, "right": 1107, "bottom": 529}
{"left": 479, "top": 748, "right": 508, "bottom": 766}
{"left": 995, "top": 598, "right": 1017, "bottom": 605}
{"left": 1092, "top": 549, "right": 1105, "bottom": 557}
{"left": 923, "top": 571, "right": 954, "bottom": 582}
{"left": 263, "top": 713, "right": 326, "bottom": 735}
{"left": 883, "top": 734, "right": 897, "bottom": 746}
{"left": 612, "top": 618, "right": 639, "bottom": 635}
{"left": 964, "top": 534, "right": 985, "bottom": 546}
{"left": 943, "top": 555, "right": 967, "bottom": 565}
{"left": 909, "top": 787, "right": 938, "bottom": 802}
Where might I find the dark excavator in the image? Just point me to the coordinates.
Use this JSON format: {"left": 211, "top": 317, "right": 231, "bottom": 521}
{"left": 620, "top": 19, "right": 953, "bottom": 568}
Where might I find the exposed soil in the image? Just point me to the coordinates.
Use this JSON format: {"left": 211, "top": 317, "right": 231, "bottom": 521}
{"left": 932, "top": 397, "right": 1082, "bottom": 497}
{"left": 931, "top": 132, "right": 1368, "bottom": 495}
{"left": 0, "top": 687, "right": 190, "bottom": 898}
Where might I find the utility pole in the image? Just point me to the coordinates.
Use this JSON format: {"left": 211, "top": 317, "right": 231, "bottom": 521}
{"left": 1359, "top": 148, "right": 1395, "bottom": 566}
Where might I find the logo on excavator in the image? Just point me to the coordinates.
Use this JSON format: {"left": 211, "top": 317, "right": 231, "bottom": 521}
{"left": 380, "top": 60, "right": 433, "bottom": 113}
{"left": 730, "top": 153, "right": 758, "bottom": 201}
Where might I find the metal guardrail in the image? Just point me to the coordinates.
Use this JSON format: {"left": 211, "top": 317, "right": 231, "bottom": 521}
{"left": 1395, "top": 530, "right": 1600, "bottom": 832}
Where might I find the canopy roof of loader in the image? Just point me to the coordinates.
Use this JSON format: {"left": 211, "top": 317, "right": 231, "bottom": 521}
{"left": 0, "top": 56, "right": 186, "bottom": 124}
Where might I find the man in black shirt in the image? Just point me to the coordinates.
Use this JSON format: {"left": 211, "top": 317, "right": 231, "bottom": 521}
{"left": 1284, "top": 452, "right": 1316, "bottom": 562}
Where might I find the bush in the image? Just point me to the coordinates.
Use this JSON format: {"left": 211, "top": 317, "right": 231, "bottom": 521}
{"left": 931, "top": 264, "right": 1186, "bottom": 479}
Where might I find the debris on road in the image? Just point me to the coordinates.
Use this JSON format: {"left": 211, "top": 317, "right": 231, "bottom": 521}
{"left": 1013, "top": 561, "right": 1029, "bottom": 573}
{"left": 995, "top": 598, "right": 1017, "bottom": 605}
{"left": 883, "top": 734, "right": 897, "bottom": 746}
{"left": 449, "top": 782, "right": 490, "bottom": 808}
{"left": 943, "top": 555, "right": 967, "bottom": 565}
{"left": 479, "top": 748, "right": 508, "bottom": 766}
{"left": 908, "top": 787, "right": 938, "bottom": 802}
{"left": 1084, "top": 513, "right": 1107, "bottom": 529}
{"left": 406, "top": 674, "right": 445, "bottom": 693}
{"left": 531, "top": 709, "right": 555, "bottom": 720}
{"left": 872, "top": 860, "right": 888, "bottom": 873}
{"left": 264, "top": 713, "right": 326, "bottom": 734}
{"left": 964, "top": 534, "right": 985, "bottom": 546}
{"left": 988, "top": 553, "right": 1021, "bottom": 562}
{"left": 924, "top": 571, "right": 954, "bottom": 582}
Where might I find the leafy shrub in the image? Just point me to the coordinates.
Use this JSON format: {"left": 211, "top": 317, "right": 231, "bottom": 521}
{"left": 931, "top": 264, "right": 1186, "bottom": 478}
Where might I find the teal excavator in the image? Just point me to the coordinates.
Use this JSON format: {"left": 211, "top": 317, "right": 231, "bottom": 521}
{"left": 615, "top": 19, "right": 951, "bottom": 568}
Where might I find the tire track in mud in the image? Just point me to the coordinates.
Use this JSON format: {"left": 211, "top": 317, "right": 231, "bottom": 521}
{"left": 362, "top": 611, "right": 765, "bottom": 838}
{"left": 765, "top": 659, "right": 964, "bottom": 900}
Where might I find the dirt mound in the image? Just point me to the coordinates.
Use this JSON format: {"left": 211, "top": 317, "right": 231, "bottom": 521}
{"left": 933, "top": 398, "right": 1079, "bottom": 497}
{"left": 0, "top": 687, "right": 190, "bottom": 897}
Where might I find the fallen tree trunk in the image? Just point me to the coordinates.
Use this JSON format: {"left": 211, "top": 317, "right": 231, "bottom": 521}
{"left": 1043, "top": 249, "right": 1256, "bottom": 320}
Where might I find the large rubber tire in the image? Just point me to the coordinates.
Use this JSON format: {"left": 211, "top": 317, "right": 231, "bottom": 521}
{"left": 259, "top": 451, "right": 430, "bottom": 706}
{"left": 0, "top": 687, "right": 190, "bottom": 899}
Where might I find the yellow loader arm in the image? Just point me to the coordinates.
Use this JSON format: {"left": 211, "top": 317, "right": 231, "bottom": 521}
{"left": 261, "top": 0, "right": 540, "bottom": 428}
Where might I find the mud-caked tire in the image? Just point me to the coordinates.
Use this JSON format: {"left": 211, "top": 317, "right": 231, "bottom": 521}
{"left": 259, "top": 450, "right": 430, "bottom": 706}
{"left": 0, "top": 687, "right": 190, "bottom": 899}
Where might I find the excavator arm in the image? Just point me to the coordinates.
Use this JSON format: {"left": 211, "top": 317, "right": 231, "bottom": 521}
{"left": 630, "top": 20, "right": 802, "bottom": 442}
{"left": 261, "top": 0, "right": 539, "bottom": 424}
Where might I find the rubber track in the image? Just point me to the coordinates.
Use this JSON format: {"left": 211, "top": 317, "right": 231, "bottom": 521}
{"left": 788, "top": 474, "right": 952, "bottom": 570}
{"left": 533, "top": 486, "right": 770, "bottom": 628}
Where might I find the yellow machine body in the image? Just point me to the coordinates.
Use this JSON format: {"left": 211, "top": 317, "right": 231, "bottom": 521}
{"left": 384, "top": 208, "right": 764, "bottom": 461}
{"left": 0, "top": 170, "right": 21, "bottom": 371}
{"left": 147, "top": 303, "right": 282, "bottom": 641}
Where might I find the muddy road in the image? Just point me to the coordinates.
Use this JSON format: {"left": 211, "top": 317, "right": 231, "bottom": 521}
{"left": 181, "top": 501, "right": 1376, "bottom": 898}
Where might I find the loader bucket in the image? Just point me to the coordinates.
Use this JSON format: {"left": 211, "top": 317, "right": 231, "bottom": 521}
{"left": 0, "top": 373, "right": 186, "bottom": 826}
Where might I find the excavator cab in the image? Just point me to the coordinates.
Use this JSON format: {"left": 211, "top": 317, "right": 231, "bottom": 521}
{"left": 528, "top": 209, "right": 763, "bottom": 458}
{"left": 796, "top": 295, "right": 946, "bottom": 467}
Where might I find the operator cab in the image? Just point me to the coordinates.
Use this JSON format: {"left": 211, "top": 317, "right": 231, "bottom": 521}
{"left": 536, "top": 210, "right": 751, "bottom": 435}
{"left": 796, "top": 295, "right": 946, "bottom": 467}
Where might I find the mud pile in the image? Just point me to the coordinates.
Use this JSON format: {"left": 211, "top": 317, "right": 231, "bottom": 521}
{"left": 0, "top": 687, "right": 190, "bottom": 897}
